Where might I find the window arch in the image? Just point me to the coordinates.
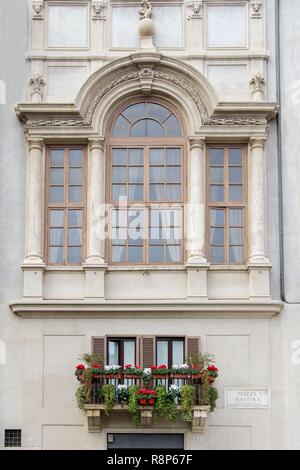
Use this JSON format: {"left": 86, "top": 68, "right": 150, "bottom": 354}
{"left": 108, "top": 99, "right": 185, "bottom": 265}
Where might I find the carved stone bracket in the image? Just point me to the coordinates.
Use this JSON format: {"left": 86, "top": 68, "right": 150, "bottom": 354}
{"left": 192, "top": 405, "right": 210, "bottom": 433}
{"left": 250, "top": 72, "right": 266, "bottom": 101}
{"left": 86, "top": 409, "right": 102, "bottom": 432}
{"left": 32, "top": 1, "right": 44, "bottom": 20}
{"left": 186, "top": 1, "right": 203, "bottom": 20}
{"left": 92, "top": 1, "right": 107, "bottom": 20}
{"left": 29, "top": 73, "right": 46, "bottom": 103}
{"left": 250, "top": 0, "right": 263, "bottom": 18}
{"left": 140, "top": 408, "right": 154, "bottom": 426}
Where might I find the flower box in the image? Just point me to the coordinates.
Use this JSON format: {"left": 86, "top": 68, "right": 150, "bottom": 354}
{"left": 152, "top": 374, "right": 169, "bottom": 380}
{"left": 104, "top": 373, "right": 122, "bottom": 380}
{"left": 170, "top": 373, "right": 188, "bottom": 379}
{"left": 124, "top": 373, "right": 140, "bottom": 379}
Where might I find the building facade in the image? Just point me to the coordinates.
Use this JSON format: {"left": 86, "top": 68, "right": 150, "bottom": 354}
{"left": 0, "top": 0, "right": 299, "bottom": 450}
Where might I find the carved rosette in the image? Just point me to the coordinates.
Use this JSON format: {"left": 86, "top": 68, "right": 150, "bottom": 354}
{"left": 186, "top": 1, "right": 203, "bottom": 20}
{"left": 250, "top": 0, "right": 263, "bottom": 18}
{"left": 32, "top": 0, "right": 44, "bottom": 20}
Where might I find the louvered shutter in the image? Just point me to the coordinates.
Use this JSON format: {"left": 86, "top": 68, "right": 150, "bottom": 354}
{"left": 92, "top": 337, "right": 106, "bottom": 363}
{"left": 141, "top": 336, "right": 155, "bottom": 368}
{"left": 186, "top": 337, "right": 201, "bottom": 365}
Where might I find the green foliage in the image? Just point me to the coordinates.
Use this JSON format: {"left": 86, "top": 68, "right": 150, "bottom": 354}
{"left": 128, "top": 385, "right": 140, "bottom": 426}
{"left": 154, "top": 385, "right": 178, "bottom": 422}
{"left": 75, "top": 385, "right": 87, "bottom": 411}
{"left": 101, "top": 384, "right": 116, "bottom": 415}
{"left": 200, "top": 372, "right": 211, "bottom": 405}
{"left": 209, "top": 387, "right": 219, "bottom": 412}
{"left": 117, "top": 386, "right": 129, "bottom": 406}
{"left": 188, "top": 352, "right": 215, "bottom": 370}
{"left": 180, "top": 385, "right": 196, "bottom": 423}
{"left": 79, "top": 352, "right": 104, "bottom": 366}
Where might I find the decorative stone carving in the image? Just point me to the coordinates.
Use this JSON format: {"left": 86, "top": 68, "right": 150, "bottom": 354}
{"left": 250, "top": 72, "right": 266, "bottom": 101}
{"left": 203, "top": 117, "right": 267, "bottom": 126}
{"left": 32, "top": 1, "right": 44, "bottom": 20}
{"left": 138, "top": 66, "right": 155, "bottom": 95}
{"left": 186, "top": 1, "right": 203, "bottom": 20}
{"left": 29, "top": 73, "right": 46, "bottom": 103}
{"left": 138, "top": 1, "right": 155, "bottom": 51}
{"left": 192, "top": 405, "right": 210, "bottom": 433}
{"left": 92, "top": 1, "right": 106, "bottom": 20}
{"left": 86, "top": 409, "right": 102, "bottom": 432}
{"left": 250, "top": 0, "right": 263, "bottom": 18}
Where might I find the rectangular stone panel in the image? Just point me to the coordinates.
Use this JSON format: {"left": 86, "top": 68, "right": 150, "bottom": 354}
{"left": 206, "top": 5, "right": 247, "bottom": 48}
{"left": 47, "top": 66, "right": 87, "bottom": 100}
{"left": 47, "top": 5, "right": 88, "bottom": 48}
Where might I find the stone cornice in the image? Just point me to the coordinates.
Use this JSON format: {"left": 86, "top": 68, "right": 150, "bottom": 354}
{"left": 10, "top": 299, "right": 283, "bottom": 319}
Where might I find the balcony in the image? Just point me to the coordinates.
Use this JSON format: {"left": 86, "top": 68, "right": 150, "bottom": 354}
{"left": 76, "top": 373, "right": 218, "bottom": 433}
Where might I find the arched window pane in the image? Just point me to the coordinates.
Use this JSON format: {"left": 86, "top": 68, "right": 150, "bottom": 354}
{"left": 130, "top": 119, "right": 147, "bottom": 137}
{"left": 146, "top": 119, "right": 165, "bottom": 137}
{"left": 130, "top": 119, "right": 164, "bottom": 137}
{"left": 112, "top": 115, "right": 130, "bottom": 137}
{"left": 164, "top": 114, "right": 182, "bottom": 137}
{"left": 122, "top": 102, "right": 146, "bottom": 122}
{"left": 148, "top": 103, "right": 171, "bottom": 122}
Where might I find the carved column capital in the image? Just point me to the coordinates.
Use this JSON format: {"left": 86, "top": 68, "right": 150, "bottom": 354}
{"left": 26, "top": 136, "right": 44, "bottom": 151}
{"left": 32, "top": 1, "right": 44, "bottom": 20}
{"left": 88, "top": 137, "right": 105, "bottom": 151}
{"left": 186, "top": 1, "right": 203, "bottom": 20}
{"left": 250, "top": 0, "right": 263, "bottom": 18}
{"left": 189, "top": 136, "right": 205, "bottom": 151}
{"left": 249, "top": 136, "right": 266, "bottom": 150}
{"left": 92, "top": 2, "right": 107, "bottom": 21}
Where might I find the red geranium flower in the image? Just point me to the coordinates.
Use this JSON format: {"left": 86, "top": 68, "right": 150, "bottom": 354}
{"left": 158, "top": 364, "right": 167, "bottom": 369}
{"left": 151, "top": 365, "right": 158, "bottom": 370}
{"left": 91, "top": 363, "right": 102, "bottom": 369}
{"left": 135, "top": 365, "right": 141, "bottom": 369}
{"left": 208, "top": 365, "right": 218, "bottom": 372}
{"left": 76, "top": 364, "right": 85, "bottom": 370}
{"left": 125, "top": 364, "right": 132, "bottom": 369}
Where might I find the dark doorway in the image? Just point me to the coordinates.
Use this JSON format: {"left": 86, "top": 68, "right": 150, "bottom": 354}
{"left": 107, "top": 433, "right": 184, "bottom": 449}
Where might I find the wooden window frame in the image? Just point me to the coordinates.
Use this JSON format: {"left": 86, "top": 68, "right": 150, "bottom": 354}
{"left": 156, "top": 337, "right": 185, "bottom": 368}
{"left": 107, "top": 337, "right": 137, "bottom": 367}
{"left": 107, "top": 98, "right": 186, "bottom": 266}
{"left": 45, "top": 145, "right": 87, "bottom": 266}
{"left": 206, "top": 144, "right": 248, "bottom": 265}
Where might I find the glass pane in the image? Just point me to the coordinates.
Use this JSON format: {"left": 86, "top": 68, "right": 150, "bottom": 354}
{"left": 112, "top": 167, "right": 127, "bottom": 183}
{"left": 50, "top": 168, "right": 64, "bottom": 185}
{"left": 69, "top": 186, "right": 83, "bottom": 203}
{"left": 130, "top": 119, "right": 147, "bottom": 137}
{"left": 229, "top": 167, "right": 243, "bottom": 184}
{"left": 112, "top": 115, "right": 130, "bottom": 137}
{"left": 229, "top": 246, "right": 244, "bottom": 264}
{"left": 210, "top": 227, "right": 224, "bottom": 245}
{"left": 229, "top": 228, "right": 244, "bottom": 245}
{"left": 146, "top": 120, "right": 165, "bottom": 137}
{"left": 165, "top": 209, "right": 182, "bottom": 227}
{"left": 112, "top": 149, "right": 127, "bottom": 165}
{"left": 168, "top": 226, "right": 182, "bottom": 243}
{"left": 150, "top": 184, "right": 164, "bottom": 201}
{"left": 210, "top": 149, "right": 224, "bottom": 165}
{"left": 167, "top": 167, "right": 181, "bottom": 183}
{"left": 172, "top": 341, "right": 184, "bottom": 365}
{"left": 49, "top": 246, "right": 63, "bottom": 264}
{"left": 128, "top": 167, "right": 143, "bottom": 183}
{"left": 229, "top": 148, "right": 243, "bottom": 165}
{"left": 166, "top": 245, "right": 181, "bottom": 262}
{"left": 128, "top": 246, "right": 143, "bottom": 263}
{"left": 112, "top": 245, "right": 126, "bottom": 263}
{"left": 112, "top": 185, "right": 127, "bottom": 200}
{"left": 157, "top": 341, "right": 168, "bottom": 366}
{"left": 128, "top": 184, "right": 143, "bottom": 201}
{"left": 69, "top": 168, "right": 83, "bottom": 185}
{"left": 68, "top": 228, "right": 82, "bottom": 246}
{"left": 124, "top": 341, "right": 136, "bottom": 366}
{"left": 112, "top": 227, "right": 127, "bottom": 245}
{"left": 229, "top": 185, "right": 243, "bottom": 202}
{"left": 129, "top": 149, "right": 143, "bottom": 165}
{"left": 149, "top": 245, "right": 164, "bottom": 262}
{"left": 210, "top": 209, "right": 224, "bottom": 226}
{"left": 69, "top": 150, "right": 83, "bottom": 167}
{"left": 148, "top": 103, "right": 170, "bottom": 122}
{"left": 50, "top": 186, "right": 64, "bottom": 203}
{"left": 164, "top": 114, "right": 182, "bottom": 137}
{"left": 50, "top": 210, "right": 64, "bottom": 227}
{"left": 128, "top": 227, "right": 143, "bottom": 245}
{"left": 150, "top": 166, "right": 164, "bottom": 183}
{"left": 68, "top": 210, "right": 82, "bottom": 227}
{"left": 149, "top": 226, "right": 163, "bottom": 244}
{"left": 229, "top": 209, "right": 243, "bottom": 226}
{"left": 167, "top": 185, "right": 181, "bottom": 201}
{"left": 167, "top": 148, "right": 181, "bottom": 165}
{"left": 210, "top": 185, "right": 224, "bottom": 202}
{"left": 150, "top": 148, "right": 164, "bottom": 165}
{"left": 122, "top": 103, "right": 146, "bottom": 122}
{"left": 210, "top": 167, "right": 224, "bottom": 184}
{"left": 108, "top": 341, "right": 119, "bottom": 366}
{"left": 51, "top": 149, "right": 64, "bottom": 167}
{"left": 210, "top": 246, "right": 225, "bottom": 264}
{"left": 50, "top": 228, "right": 64, "bottom": 246}
{"left": 150, "top": 209, "right": 164, "bottom": 227}
{"left": 67, "top": 246, "right": 82, "bottom": 264}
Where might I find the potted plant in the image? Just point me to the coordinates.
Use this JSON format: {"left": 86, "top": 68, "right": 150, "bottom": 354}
{"left": 103, "top": 365, "right": 122, "bottom": 379}
{"left": 75, "top": 363, "right": 86, "bottom": 382}
{"left": 100, "top": 384, "right": 116, "bottom": 415}
{"left": 170, "top": 364, "right": 190, "bottom": 379}
{"left": 123, "top": 364, "right": 143, "bottom": 379}
{"left": 117, "top": 384, "right": 129, "bottom": 406}
{"left": 151, "top": 364, "right": 169, "bottom": 380}
{"left": 180, "top": 385, "right": 196, "bottom": 423}
{"left": 128, "top": 385, "right": 140, "bottom": 425}
{"left": 90, "top": 362, "right": 103, "bottom": 379}
{"left": 138, "top": 388, "right": 157, "bottom": 405}
{"left": 207, "top": 365, "right": 219, "bottom": 382}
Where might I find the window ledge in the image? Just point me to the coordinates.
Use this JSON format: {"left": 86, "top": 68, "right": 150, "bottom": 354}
{"left": 107, "top": 265, "right": 186, "bottom": 272}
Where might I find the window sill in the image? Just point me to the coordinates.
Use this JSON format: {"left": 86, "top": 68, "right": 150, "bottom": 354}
{"left": 45, "top": 265, "right": 85, "bottom": 272}
{"left": 209, "top": 265, "right": 248, "bottom": 271}
{"left": 107, "top": 265, "right": 186, "bottom": 272}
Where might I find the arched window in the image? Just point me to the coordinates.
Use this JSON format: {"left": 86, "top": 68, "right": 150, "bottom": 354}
{"left": 109, "top": 100, "right": 185, "bottom": 265}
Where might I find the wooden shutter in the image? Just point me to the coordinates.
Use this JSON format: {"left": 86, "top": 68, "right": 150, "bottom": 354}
{"left": 92, "top": 337, "right": 106, "bottom": 363}
{"left": 141, "top": 336, "right": 155, "bottom": 368}
{"left": 186, "top": 337, "right": 201, "bottom": 364}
